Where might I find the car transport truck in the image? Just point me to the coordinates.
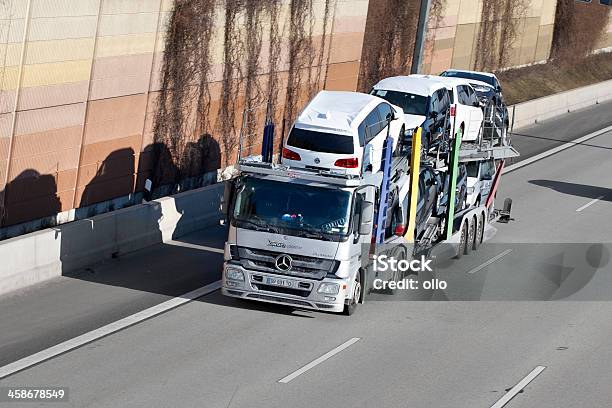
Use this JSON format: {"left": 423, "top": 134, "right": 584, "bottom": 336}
{"left": 220, "top": 88, "right": 519, "bottom": 315}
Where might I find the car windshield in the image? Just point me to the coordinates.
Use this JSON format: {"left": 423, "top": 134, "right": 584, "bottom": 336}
{"left": 287, "top": 127, "right": 354, "bottom": 154}
{"left": 371, "top": 89, "right": 428, "bottom": 116}
{"left": 232, "top": 177, "right": 353, "bottom": 239}
{"left": 441, "top": 71, "right": 494, "bottom": 87}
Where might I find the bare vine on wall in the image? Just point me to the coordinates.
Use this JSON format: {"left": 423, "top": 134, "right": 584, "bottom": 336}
{"left": 357, "top": 0, "right": 421, "bottom": 92}
{"left": 551, "top": 0, "right": 610, "bottom": 64}
{"left": 263, "top": 0, "right": 283, "bottom": 128}
{"left": 283, "top": 0, "right": 313, "bottom": 126}
{"left": 154, "top": 0, "right": 337, "bottom": 183}
{"left": 474, "top": 0, "right": 529, "bottom": 72}
{"left": 153, "top": 0, "right": 217, "bottom": 184}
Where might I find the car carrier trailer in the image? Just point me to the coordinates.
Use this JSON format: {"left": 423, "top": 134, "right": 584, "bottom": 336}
{"left": 220, "top": 101, "right": 518, "bottom": 315}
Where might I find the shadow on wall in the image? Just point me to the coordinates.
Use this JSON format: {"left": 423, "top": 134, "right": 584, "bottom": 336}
{"left": 58, "top": 135, "right": 222, "bottom": 276}
{"left": 138, "top": 133, "right": 222, "bottom": 201}
{"left": 78, "top": 148, "right": 136, "bottom": 215}
{"left": 0, "top": 170, "right": 61, "bottom": 228}
{"left": 0, "top": 133, "right": 222, "bottom": 241}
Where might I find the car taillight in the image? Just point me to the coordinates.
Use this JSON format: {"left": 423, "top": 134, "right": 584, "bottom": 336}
{"left": 334, "top": 157, "right": 359, "bottom": 168}
{"left": 394, "top": 224, "right": 406, "bottom": 236}
{"left": 282, "top": 147, "right": 301, "bottom": 161}
{"left": 450, "top": 105, "right": 456, "bottom": 117}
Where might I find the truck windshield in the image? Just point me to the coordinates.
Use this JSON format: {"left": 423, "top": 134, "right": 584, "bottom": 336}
{"left": 232, "top": 177, "right": 353, "bottom": 239}
{"left": 371, "top": 89, "right": 428, "bottom": 116}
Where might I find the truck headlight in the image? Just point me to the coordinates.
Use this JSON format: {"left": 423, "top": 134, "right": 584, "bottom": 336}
{"left": 317, "top": 282, "right": 340, "bottom": 295}
{"left": 226, "top": 268, "right": 244, "bottom": 281}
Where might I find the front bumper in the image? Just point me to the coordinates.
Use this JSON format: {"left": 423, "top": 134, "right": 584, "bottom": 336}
{"left": 221, "top": 264, "right": 349, "bottom": 313}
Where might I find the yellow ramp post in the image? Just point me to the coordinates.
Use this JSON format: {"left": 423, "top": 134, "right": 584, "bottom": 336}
{"left": 405, "top": 127, "right": 422, "bottom": 243}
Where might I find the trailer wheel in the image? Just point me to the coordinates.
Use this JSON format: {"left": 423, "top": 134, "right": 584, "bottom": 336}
{"left": 465, "top": 217, "right": 475, "bottom": 255}
{"left": 455, "top": 221, "right": 468, "bottom": 259}
{"left": 343, "top": 272, "right": 361, "bottom": 316}
{"left": 473, "top": 212, "right": 485, "bottom": 250}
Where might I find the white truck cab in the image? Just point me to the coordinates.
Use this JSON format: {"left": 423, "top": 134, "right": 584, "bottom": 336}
{"left": 221, "top": 163, "right": 388, "bottom": 315}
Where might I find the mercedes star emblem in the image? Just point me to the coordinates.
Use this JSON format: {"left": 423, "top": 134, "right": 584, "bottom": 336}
{"left": 314, "top": 158, "right": 320, "bottom": 164}
{"left": 275, "top": 254, "right": 293, "bottom": 271}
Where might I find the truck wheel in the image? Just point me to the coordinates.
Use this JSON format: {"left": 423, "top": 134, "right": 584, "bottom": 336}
{"left": 343, "top": 272, "right": 361, "bottom": 316}
{"left": 465, "top": 217, "right": 475, "bottom": 255}
{"left": 473, "top": 212, "right": 484, "bottom": 250}
{"left": 455, "top": 221, "right": 468, "bottom": 259}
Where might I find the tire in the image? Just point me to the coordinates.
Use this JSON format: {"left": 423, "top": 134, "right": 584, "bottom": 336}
{"left": 455, "top": 221, "right": 468, "bottom": 259}
{"left": 387, "top": 245, "right": 408, "bottom": 296}
{"left": 474, "top": 211, "right": 485, "bottom": 250}
{"left": 465, "top": 217, "right": 475, "bottom": 255}
{"left": 343, "top": 271, "right": 361, "bottom": 316}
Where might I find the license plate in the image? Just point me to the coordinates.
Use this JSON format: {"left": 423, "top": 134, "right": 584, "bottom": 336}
{"left": 265, "top": 277, "right": 293, "bottom": 287}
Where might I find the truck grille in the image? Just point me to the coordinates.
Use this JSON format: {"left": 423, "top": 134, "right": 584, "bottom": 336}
{"left": 237, "top": 247, "right": 335, "bottom": 280}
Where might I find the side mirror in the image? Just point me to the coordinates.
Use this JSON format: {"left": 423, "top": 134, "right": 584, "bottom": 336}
{"left": 359, "top": 201, "right": 374, "bottom": 235}
{"left": 496, "top": 85, "right": 502, "bottom": 92}
{"left": 478, "top": 100, "right": 486, "bottom": 108}
{"left": 473, "top": 100, "right": 480, "bottom": 108}
{"left": 221, "top": 180, "right": 234, "bottom": 216}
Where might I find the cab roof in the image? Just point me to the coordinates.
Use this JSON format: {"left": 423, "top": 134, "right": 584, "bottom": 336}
{"left": 295, "top": 90, "right": 381, "bottom": 133}
{"left": 372, "top": 76, "right": 446, "bottom": 97}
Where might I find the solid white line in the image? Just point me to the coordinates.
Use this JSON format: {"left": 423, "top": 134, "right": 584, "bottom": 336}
{"left": 490, "top": 366, "right": 546, "bottom": 408}
{"left": 0, "top": 280, "right": 222, "bottom": 379}
{"left": 278, "top": 337, "right": 361, "bottom": 384}
{"left": 505, "top": 125, "right": 612, "bottom": 173}
{"left": 166, "top": 240, "right": 225, "bottom": 254}
{"left": 467, "top": 249, "right": 513, "bottom": 275}
{"left": 576, "top": 195, "right": 605, "bottom": 212}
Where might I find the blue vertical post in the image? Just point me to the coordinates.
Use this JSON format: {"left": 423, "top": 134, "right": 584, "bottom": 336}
{"left": 374, "top": 137, "right": 393, "bottom": 244}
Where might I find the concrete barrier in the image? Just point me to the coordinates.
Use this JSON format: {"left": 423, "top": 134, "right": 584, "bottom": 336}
{"left": 0, "top": 182, "right": 224, "bottom": 296}
{"left": 509, "top": 79, "right": 612, "bottom": 129}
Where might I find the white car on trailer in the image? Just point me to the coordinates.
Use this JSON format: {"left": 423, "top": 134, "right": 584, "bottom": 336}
{"left": 282, "top": 90, "right": 406, "bottom": 176}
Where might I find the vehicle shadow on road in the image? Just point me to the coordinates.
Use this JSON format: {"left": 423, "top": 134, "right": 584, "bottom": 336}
{"left": 511, "top": 132, "right": 612, "bottom": 151}
{"left": 529, "top": 180, "right": 612, "bottom": 202}
{"left": 197, "top": 291, "right": 316, "bottom": 318}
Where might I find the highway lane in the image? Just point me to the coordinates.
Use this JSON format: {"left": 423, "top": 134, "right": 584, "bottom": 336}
{"left": 1, "top": 104, "right": 611, "bottom": 407}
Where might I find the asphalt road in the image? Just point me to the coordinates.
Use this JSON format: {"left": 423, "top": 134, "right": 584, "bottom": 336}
{"left": 1, "top": 101, "right": 612, "bottom": 407}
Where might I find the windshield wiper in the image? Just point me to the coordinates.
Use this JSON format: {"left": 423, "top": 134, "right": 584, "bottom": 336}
{"left": 298, "top": 230, "right": 331, "bottom": 241}
{"left": 296, "top": 224, "right": 334, "bottom": 241}
{"left": 236, "top": 218, "right": 278, "bottom": 233}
